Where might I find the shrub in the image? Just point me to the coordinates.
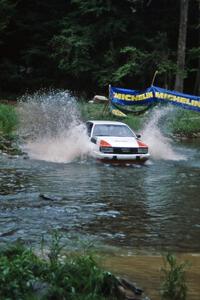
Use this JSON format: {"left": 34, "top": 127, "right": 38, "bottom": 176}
{"left": 0, "top": 243, "right": 47, "bottom": 299}
{"left": 168, "top": 109, "right": 200, "bottom": 136}
{"left": 160, "top": 253, "right": 189, "bottom": 300}
{"left": 78, "top": 101, "right": 143, "bottom": 132}
{"left": 0, "top": 237, "right": 117, "bottom": 300}
{"left": 0, "top": 104, "right": 18, "bottom": 136}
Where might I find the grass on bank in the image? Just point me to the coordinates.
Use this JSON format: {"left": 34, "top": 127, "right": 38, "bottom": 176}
{"left": 167, "top": 109, "right": 200, "bottom": 137}
{"left": 0, "top": 236, "right": 190, "bottom": 300}
{"left": 0, "top": 101, "right": 200, "bottom": 139}
{"left": 0, "top": 104, "right": 18, "bottom": 137}
{"left": 0, "top": 241, "right": 117, "bottom": 300}
{"left": 0, "top": 104, "right": 22, "bottom": 154}
{"left": 160, "top": 253, "right": 189, "bottom": 300}
{"left": 79, "top": 101, "right": 200, "bottom": 136}
{"left": 78, "top": 102, "right": 144, "bottom": 132}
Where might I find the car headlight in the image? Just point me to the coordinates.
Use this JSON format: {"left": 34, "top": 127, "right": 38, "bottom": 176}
{"left": 138, "top": 147, "right": 148, "bottom": 154}
{"left": 100, "top": 147, "right": 113, "bottom": 153}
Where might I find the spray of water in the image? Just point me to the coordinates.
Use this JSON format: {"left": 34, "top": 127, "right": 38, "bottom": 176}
{"left": 141, "top": 106, "right": 186, "bottom": 161}
{"left": 17, "top": 90, "right": 92, "bottom": 163}
{"left": 17, "top": 91, "right": 185, "bottom": 163}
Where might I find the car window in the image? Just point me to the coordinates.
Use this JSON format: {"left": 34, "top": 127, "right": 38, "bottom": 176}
{"left": 92, "top": 124, "right": 135, "bottom": 137}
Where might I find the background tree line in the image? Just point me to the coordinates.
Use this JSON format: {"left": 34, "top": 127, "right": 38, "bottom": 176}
{"left": 0, "top": 0, "right": 199, "bottom": 98}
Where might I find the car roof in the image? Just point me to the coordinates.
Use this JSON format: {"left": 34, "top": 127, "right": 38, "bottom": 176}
{"left": 87, "top": 120, "right": 128, "bottom": 126}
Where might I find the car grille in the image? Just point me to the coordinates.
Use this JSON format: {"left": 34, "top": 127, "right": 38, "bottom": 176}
{"left": 100, "top": 147, "right": 148, "bottom": 154}
{"left": 112, "top": 147, "right": 139, "bottom": 154}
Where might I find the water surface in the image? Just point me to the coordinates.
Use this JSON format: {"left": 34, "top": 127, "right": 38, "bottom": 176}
{"left": 0, "top": 139, "right": 199, "bottom": 254}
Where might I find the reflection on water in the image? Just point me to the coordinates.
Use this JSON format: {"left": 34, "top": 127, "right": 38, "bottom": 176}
{"left": 0, "top": 139, "right": 200, "bottom": 254}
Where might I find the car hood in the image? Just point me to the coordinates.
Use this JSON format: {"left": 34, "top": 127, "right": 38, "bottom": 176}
{"left": 96, "top": 136, "right": 141, "bottom": 147}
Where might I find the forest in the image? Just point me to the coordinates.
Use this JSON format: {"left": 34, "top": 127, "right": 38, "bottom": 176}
{"left": 0, "top": 0, "right": 199, "bottom": 98}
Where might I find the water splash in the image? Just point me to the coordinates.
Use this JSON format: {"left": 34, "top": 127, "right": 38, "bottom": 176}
{"left": 17, "top": 90, "right": 92, "bottom": 162}
{"left": 141, "top": 106, "right": 186, "bottom": 161}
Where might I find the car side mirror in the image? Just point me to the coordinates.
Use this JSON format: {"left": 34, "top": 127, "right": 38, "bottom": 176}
{"left": 136, "top": 134, "right": 141, "bottom": 139}
{"left": 91, "top": 137, "right": 97, "bottom": 144}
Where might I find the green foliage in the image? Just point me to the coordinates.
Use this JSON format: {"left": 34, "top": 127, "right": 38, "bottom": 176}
{"left": 0, "top": 0, "right": 199, "bottom": 95}
{"left": 52, "top": 23, "right": 92, "bottom": 76}
{"left": 0, "top": 0, "right": 16, "bottom": 35}
{"left": 125, "top": 114, "right": 144, "bottom": 132}
{"left": 112, "top": 47, "right": 147, "bottom": 83}
{"left": 51, "top": 1, "right": 132, "bottom": 89}
{"left": 160, "top": 253, "right": 189, "bottom": 300}
{"left": 168, "top": 108, "right": 200, "bottom": 136}
{"left": 79, "top": 101, "right": 143, "bottom": 133}
{"left": 46, "top": 253, "right": 116, "bottom": 300}
{"left": 0, "top": 235, "right": 117, "bottom": 300}
{"left": 0, "top": 0, "right": 67, "bottom": 94}
{"left": 187, "top": 47, "right": 200, "bottom": 77}
{"left": 0, "top": 243, "right": 47, "bottom": 299}
{"left": 78, "top": 102, "right": 109, "bottom": 121}
{"left": 0, "top": 104, "right": 18, "bottom": 135}
{"left": 48, "top": 231, "right": 65, "bottom": 267}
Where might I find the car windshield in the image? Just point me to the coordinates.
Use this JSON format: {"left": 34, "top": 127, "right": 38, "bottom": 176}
{"left": 92, "top": 124, "right": 135, "bottom": 137}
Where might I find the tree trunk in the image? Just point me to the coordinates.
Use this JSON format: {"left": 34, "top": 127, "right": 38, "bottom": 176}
{"left": 194, "top": 0, "right": 200, "bottom": 95}
{"left": 175, "top": 0, "right": 189, "bottom": 92}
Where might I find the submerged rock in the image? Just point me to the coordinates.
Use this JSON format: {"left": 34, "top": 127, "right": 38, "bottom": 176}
{"left": 0, "top": 229, "right": 19, "bottom": 237}
{"left": 119, "top": 277, "right": 143, "bottom": 295}
{"left": 39, "top": 193, "right": 64, "bottom": 201}
{"left": 115, "top": 277, "right": 145, "bottom": 300}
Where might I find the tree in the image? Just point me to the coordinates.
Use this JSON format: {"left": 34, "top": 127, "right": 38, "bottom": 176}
{"left": 0, "top": 0, "right": 199, "bottom": 96}
{"left": 51, "top": 0, "right": 138, "bottom": 93}
{"left": 0, "top": 0, "right": 67, "bottom": 94}
{"left": 194, "top": 0, "right": 200, "bottom": 94}
{"left": 175, "top": 0, "right": 189, "bottom": 92}
{"left": 0, "top": 0, "right": 16, "bottom": 35}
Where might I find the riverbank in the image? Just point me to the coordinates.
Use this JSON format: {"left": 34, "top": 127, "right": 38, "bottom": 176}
{"left": 1, "top": 100, "right": 200, "bottom": 142}
{"left": 0, "top": 135, "right": 25, "bottom": 156}
{"left": 0, "top": 241, "right": 148, "bottom": 300}
{"left": 1, "top": 101, "right": 200, "bottom": 158}
{"left": 0, "top": 103, "right": 23, "bottom": 156}
{"left": 1, "top": 240, "right": 199, "bottom": 300}
{"left": 79, "top": 102, "right": 200, "bottom": 138}
{"left": 104, "top": 254, "right": 200, "bottom": 300}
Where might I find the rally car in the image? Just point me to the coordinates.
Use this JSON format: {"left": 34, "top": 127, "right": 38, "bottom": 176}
{"left": 86, "top": 120, "right": 150, "bottom": 164}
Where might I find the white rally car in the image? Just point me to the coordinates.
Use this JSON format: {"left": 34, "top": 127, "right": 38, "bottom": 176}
{"left": 86, "top": 120, "right": 150, "bottom": 164}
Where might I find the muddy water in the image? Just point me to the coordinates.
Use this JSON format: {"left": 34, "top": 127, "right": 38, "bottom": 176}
{"left": 104, "top": 254, "right": 200, "bottom": 300}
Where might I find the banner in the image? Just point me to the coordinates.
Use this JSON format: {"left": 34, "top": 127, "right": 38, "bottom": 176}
{"left": 109, "top": 104, "right": 127, "bottom": 117}
{"left": 110, "top": 85, "right": 200, "bottom": 112}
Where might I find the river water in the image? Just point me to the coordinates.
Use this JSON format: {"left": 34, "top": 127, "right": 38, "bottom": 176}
{"left": 0, "top": 92, "right": 200, "bottom": 299}
{"left": 0, "top": 138, "right": 200, "bottom": 254}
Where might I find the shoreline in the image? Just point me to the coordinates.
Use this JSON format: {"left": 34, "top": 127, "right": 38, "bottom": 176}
{"left": 104, "top": 253, "right": 200, "bottom": 300}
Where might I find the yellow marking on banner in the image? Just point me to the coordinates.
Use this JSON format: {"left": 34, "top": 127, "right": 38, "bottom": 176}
{"left": 113, "top": 89, "right": 200, "bottom": 110}
{"left": 155, "top": 92, "right": 191, "bottom": 105}
{"left": 111, "top": 108, "right": 127, "bottom": 117}
{"left": 191, "top": 100, "right": 200, "bottom": 107}
{"left": 113, "top": 92, "right": 153, "bottom": 102}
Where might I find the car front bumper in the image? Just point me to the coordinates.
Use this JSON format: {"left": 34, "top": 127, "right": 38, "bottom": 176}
{"left": 93, "top": 151, "right": 150, "bottom": 162}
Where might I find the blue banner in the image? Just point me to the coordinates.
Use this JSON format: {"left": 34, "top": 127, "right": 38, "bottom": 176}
{"left": 110, "top": 85, "right": 200, "bottom": 112}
